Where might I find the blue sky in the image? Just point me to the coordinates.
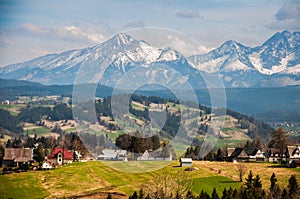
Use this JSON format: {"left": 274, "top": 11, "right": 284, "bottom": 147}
{"left": 0, "top": 0, "right": 299, "bottom": 66}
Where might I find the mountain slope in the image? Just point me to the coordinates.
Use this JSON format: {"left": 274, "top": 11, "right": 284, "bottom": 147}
{"left": 0, "top": 31, "right": 299, "bottom": 88}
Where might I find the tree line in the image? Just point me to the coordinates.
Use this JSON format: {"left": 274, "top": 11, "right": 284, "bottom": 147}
{"left": 0, "top": 103, "right": 73, "bottom": 135}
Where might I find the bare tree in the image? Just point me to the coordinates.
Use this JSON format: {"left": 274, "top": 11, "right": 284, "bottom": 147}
{"left": 269, "top": 127, "right": 289, "bottom": 163}
{"left": 147, "top": 169, "right": 193, "bottom": 198}
{"left": 236, "top": 163, "right": 246, "bottom": 182}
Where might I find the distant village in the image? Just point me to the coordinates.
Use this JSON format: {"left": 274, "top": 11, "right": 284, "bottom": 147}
{"left": 1, "top": 143, "right": 300, "bottom": 173}
{"left": 0, "top": 95, "right": 300, "bottom": 174}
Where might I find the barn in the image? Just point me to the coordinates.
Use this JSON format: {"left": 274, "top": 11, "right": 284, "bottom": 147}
{"left": 180, "top": 158, "right": 192, "bottom": 167}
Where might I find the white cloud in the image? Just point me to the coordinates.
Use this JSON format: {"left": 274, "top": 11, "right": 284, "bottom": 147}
{"left": 55, "top": 25, "right": 106, "bottom": 43}
{"left": 268, "top": 0, "right": 300, "bottom": 30}
{"left": 22, "top": 23, "right": 107, "bottom": 44}
{"left": 166, "top": 35, "right": 211, "bottom": 56}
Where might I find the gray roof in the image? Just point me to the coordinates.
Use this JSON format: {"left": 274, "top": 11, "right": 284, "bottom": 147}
{"left": 98, "top": 149, "right": 127, "bottom": 158}
{"left": 180, "top": 158, "right": 192, "bottom": 163}
{"left": 4, "top": 148, "right": 33, "bottom": 162}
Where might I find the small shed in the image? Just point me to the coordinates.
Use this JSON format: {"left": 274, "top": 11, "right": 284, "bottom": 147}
{"left": 41, "top": 161, "right": 52, "bottom": 170}
{"left": 180, "top": 158, "right": 192, "bottom": 167}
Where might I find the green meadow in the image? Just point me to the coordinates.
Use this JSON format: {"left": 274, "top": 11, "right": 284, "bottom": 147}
{"left": 0, "top": 161, "right": 299, "bottom": 199}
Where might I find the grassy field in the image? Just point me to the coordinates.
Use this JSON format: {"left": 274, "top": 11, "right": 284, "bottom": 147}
{"left": 0, "top": 161, "right": 299, "bottom": 199}
{"left": 191, "top": 176, "right": 241, "bottom": 195}
{"left": 26, "top": 127, "right": 51, "bottom": 136}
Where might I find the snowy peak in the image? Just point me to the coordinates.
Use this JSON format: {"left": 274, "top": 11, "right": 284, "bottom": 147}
{"left": 189, "top": 39, "right": 253, "bottom": 73}
{"left": 262, "top": 30, "right": 298, "bottom": 47}
{"left": 249, "top": 30, "right": 300, "bottom": 73}
{"left": 0, "top": 31, "right": 299, "bottom": 88}
{"left": 157, "top": 47, "right": 184, "bottom": 62}
{"left": 218, "top": 40, "right": 250, "bottom": 56}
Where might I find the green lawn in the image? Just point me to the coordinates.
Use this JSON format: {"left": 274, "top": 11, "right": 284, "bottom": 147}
{"left": 1, "top": 161, "right": 299, "bottom": 199}
{"left": 0, "top": 171, "right": 50, "bottom": 199}
{"left": 26, "top": 127, "right": 51, "bottom": 136}
{"left": 191, "top": 176, "right": 241, "bottom": 196}
{"left": 222, "top": 127, "right": 240, "bottom": 131}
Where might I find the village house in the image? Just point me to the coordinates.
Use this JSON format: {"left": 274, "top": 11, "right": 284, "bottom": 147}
{"left": 227, "top": 147, "right": 267, "bottom": 162}
{"left": 248, "top": 149, "right": 267, "bottom": 162}
{"left": 286, "top": 146, "right": 300, "bottom": 167}
{"left": 48, "top": 148, "right": 73, "bottom": 166}
{"left": 1, "top": 100, "right": 10, "bottom": 105}
{"left": 137, "top": 150, "right": 154, "bottom": 161}
{"left": 3, "top": 148, "right": 33, "bottom": 167}
{"left": 267, "top": 148, "right": 287, "bottom": 163}
{"left": 97, "top": 149, "right": 127, "bottom": 161}
{"left": 137, "top": 150, "right": 172, "bottom": 161}
{"left": 229, "top": 148, "right": 250, "bottom": 162}
{"left": 226, "top": 148, "right": 236, "bottom": 158}
{"left": 180, "top": 158, "right": 193, "bottom": 167}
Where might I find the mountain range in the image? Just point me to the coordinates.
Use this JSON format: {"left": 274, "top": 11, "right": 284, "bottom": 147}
{"left": 0, "top": 30, "right": 299, "bottom": 88}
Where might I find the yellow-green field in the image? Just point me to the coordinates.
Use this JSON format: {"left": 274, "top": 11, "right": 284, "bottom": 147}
{"left": 0, "top": 161, "right": 299, "bottom": 199}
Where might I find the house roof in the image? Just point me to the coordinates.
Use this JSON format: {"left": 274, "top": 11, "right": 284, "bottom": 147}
{"left": 246, "top": 148, "right": 259, "bottom": 156}
{"left": 98, "top": 149, "right": 127, "bottom": 158}
{"left": 180, "top": 158, "right": 192, "bottom": 163}
{"left": 230, "top": 148, "right": 249, "bottom": 159}
{"left": 48, "top": 148, "right": 73, "bottom": 160}
{"left": 3, "top": 148, "right": 32, "bottom": 162}
{"left": 227, "top": 148, "right": 235, "bottom": 157}
{"left": 286, "top": 146, "right": 300, "bottom": 157}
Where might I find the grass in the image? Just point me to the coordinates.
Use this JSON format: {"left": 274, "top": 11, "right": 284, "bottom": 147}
{"left": 193, "top": 161, "right": 300, "bottom": 190}
{"left": 222, "top": 127, "right": 240, "bottom": 131}
{"left": 0, "top": 171, "right": 50, "bottom": 199}
{"left": 0, "top": 161, "right": 299, "bottom": 199}
{"left": 191, "top": 176, "right": 241, "bottom": 195}
{"left": 131, "top": 102, "right": 147, "bottom": 111}
{"left": 106, "top": 130, "right": 124, "bottom": 141}
{"left": 26, "top": 127, "right": 51, "bottom": 136}
{"left": 217, "top": 117, "right": 230, "bottom": 121}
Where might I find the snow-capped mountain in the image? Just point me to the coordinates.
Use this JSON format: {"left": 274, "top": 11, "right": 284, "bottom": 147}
{"left": 0, "top": 30, "right": 299, "bottom": 88}
{"left": 189, "top": 30, "right": 300, "bottom": 87}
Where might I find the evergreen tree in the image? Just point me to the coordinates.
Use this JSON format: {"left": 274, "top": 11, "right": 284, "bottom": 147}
{"left": 211, "top": 188, "right": 220, "bottom": 199}
{"left": 253, "top": 175, "right": 262, "bottom": 189}
{"left": 269, "top": 173, "right": 281, "bottom": 199}
{"left": 106, "top": 193, "right": 112, "bottom": 199}
{"left": 245, "top": 171, "right": 254, "bottom": 190}
{"left": 0, "top": 145, "right": 4, "bottom": 167}
{"left": 33, "top": 143, "right": 45, "bottom": 163}
{"left": 288, "top": 175, "right": 299, "bottom": 198}
{"left": 253, "top": 175, "right": 263, "bottom": 199}
{"left": 199, "top": 190, "right": 211, "bottom": 199}
{"left": 6, "top": 139, "right": 13, "bottom": 148}
{"left": 221, "top": 188, "right": 228, "bottom": 199}
{"left": 130, "top": 191, "right": 138, "bottom": 199}
{"left": 232, "top": 189, "right": 238, "bottom": 198}
{"left": 139, "top": 188, "right": 144, "bottom": 199}
{"left": 281, "top": 188, "right": 288, "bottom": 199}
{"left": 186, "top": 190, "right": 194, "bottom": 199}
{"left": 175, "top": 192, "right": 181, "bottom": 199}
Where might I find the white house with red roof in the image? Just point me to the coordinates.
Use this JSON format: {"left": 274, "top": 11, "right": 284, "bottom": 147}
{"left": 48, "top": 148, "right": 73, "bottom": 165}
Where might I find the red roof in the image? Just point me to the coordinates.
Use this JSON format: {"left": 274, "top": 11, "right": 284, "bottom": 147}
{"left": 48, "top": 148, "right": 73, "bottom": 160}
